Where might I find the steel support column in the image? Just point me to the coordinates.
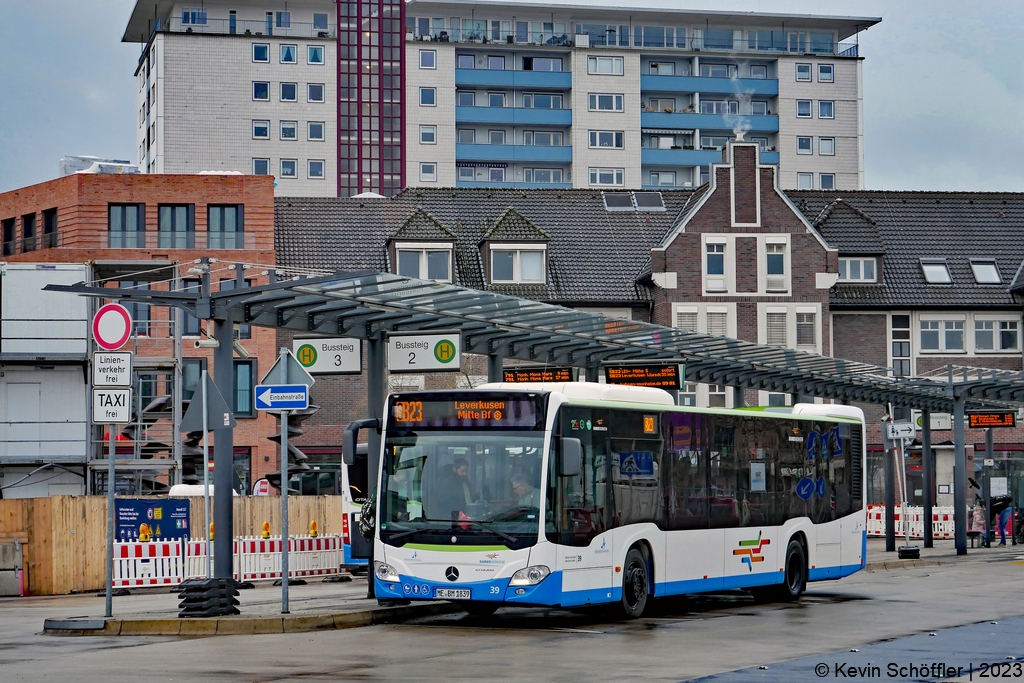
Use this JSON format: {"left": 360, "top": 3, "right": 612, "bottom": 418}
{"left": 885, "top": 445, "right": 895, "bottom": 552}
{"left": 487, "top": 353, "right": 504, "bottom": 383}
{"left": 212, "top": 310, "right": 235, "bottom": 579}
{"left": 953, "top": 392, "right": 967, "bottom": 555}
{"left": 365, "top": 335, "right": 386, "bottom": 599}
{"left": 586, "top": 365, "right": 600, "bottom": 383}
{"left": 922, "top": 409, "right": 933, "bottom": 548}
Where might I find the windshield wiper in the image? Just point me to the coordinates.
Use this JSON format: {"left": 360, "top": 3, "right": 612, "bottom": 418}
{"left": 383, "top": 526, "right": 424, "bottom": 542}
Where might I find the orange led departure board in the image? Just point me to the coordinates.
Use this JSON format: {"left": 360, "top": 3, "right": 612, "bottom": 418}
{"left": 967, "top": 411, "right": 1017, "bottom": 429}
{"left": 605, "top": 364, "right": 682, "bottom": 389}
{"left": 389, "top": 394, "right": 543, "bottom": 429}
{"left": 503, "top": 367, "right": 574, "bottom": 383}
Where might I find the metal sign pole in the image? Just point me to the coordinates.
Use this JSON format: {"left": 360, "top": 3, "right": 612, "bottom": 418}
{"left": 202, "top": 370, "right": 211, "bottom": 578}
{"left": 279, "top": 348, "right": 290, "bottom": 614}
{"left": 104, "top": 428, "right": 115, "bottom": 618}
{"left": 900, "top": 437, "right": 910, "bottom": 548}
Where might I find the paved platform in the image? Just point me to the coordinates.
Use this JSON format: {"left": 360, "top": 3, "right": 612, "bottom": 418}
{"left": 864, "top": 536, "right": 1021, "bottom": 570}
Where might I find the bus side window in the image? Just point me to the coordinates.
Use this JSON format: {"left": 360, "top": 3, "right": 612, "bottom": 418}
{"left": 664, "top": 412, "right": 710, "bottom": 530}
{"left": 547, "top": 407, "right": 608, "bottom": 547}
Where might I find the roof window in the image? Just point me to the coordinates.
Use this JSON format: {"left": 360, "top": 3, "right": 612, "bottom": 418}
{"left": 603, "top": 193, "right": 634, "bottom": 211}
{"left": 633, "top": 192, "right": 666, "bottom": 212}
{"left": 920, "top": 259, "right": 952, "bottom": 284}
{"left": 970, "top": 260, "right": 1001, "bottom": 284}
{"left": 602, "top": 191, "right": 665, "bottom": 212}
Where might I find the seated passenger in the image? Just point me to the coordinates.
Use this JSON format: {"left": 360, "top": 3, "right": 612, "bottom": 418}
{"left": 511, "top": 473, "right": 540, "bottom": 508}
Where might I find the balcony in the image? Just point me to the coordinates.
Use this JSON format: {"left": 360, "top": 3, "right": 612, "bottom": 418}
{"left": 106, "top": 230, "right": 255, "bottom": 249}
{"left": 160, "top": 16, "right": 334, "bottom": 38}
{"left": 641, "top": 75, "right": 778, "bottom": 96}
{"left": 456, "top": 144, "right": 572, "bottom": 163}
{"left": 455, "top": 106, "right": 572, "bottom": 126}
{"left": 455, "top": 69, "right": 571, "bottom": 90}
{"left": 641, "top": 112, "right": 779, "bottom": 133}
{"left": 642, "top": 148, "right": 779, "bottom": 165}
{"left": 456, "top": 181, "right": 573, "bottom": 189}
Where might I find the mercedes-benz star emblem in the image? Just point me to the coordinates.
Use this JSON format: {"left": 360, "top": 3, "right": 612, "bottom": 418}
{"left": 445, "top": 566, "right": 459, "bottom": 582}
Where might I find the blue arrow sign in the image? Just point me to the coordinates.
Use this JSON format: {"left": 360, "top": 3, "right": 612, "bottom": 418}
{"left": 795, "top": 477, "right": 815, "bottom": 501}
{"left": 816, "top": 476, "right": 827, "bottom": 499}
{"left": 254, "top": 384, "right": 309, "bottom": 411}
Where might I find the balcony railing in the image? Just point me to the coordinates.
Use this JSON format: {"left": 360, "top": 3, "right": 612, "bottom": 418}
{"left": 455, "top": 106, "right": 572, "bottom": 126}
{"left": 456, "top": 144, "right": 572, "bottom": 163}
{"left": 155, "top": 16, "right": 335, "bottom": 39}
{"left": 107, "top": 230, "right": 254, "bottom": 249}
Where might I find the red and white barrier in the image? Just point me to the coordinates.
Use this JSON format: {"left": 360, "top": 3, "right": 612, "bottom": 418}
{"left": 865, "top": 504, "right": 956, "bottom": 539}
{"left": 112, "top": 540, "right": 185, "bottom": 587}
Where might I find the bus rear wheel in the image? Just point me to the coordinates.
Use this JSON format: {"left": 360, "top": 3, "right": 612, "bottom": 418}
{"left": 620, "top": 548, "right": 650, "bottom": 619}
{"left": 750, "top": 538, "right": 806, "bottom": 603}
{"left": 462, "top": 602, "right": 499, "bottom": 617}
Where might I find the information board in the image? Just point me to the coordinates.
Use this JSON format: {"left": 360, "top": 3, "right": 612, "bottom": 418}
{"left": 968, "top": 411, "right": 1017, "bottom": 429}
{"left": 388, "top": 334, "right": 461, "bottom": 373}
{"left": 605, "top": 364, "right": 682, "bottom": 389}
{"left": 293, "top": 337, "right": 361, "bottom": 374}
{"left": 503, "top": 367, "right": 575, "bottom": 383}
{"left": 116, "top": 498, "right": 190, "bottom": 542}
{"left": 388, "top": 393, "right": 543, "bottom": 430}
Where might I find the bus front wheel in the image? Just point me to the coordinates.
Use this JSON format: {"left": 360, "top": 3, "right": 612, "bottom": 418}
{"left": 620, "top": 548, "right": 650, "bottom": 618}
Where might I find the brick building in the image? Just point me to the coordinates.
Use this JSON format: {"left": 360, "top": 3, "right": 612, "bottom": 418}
{"left": 1, "top": 173, "right": 280, "bottom": 495}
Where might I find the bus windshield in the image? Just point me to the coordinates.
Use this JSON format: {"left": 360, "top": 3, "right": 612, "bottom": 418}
{"left": 378, "top": 393, "right": 547, "bottom": 550}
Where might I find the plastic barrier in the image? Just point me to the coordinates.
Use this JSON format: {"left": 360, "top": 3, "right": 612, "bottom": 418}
{"left": 112, "top": 540, "right": 185, "bottom": 587}
{"left": 289, "top": 536, "right": 342, "bottom": 578}
{"left": 183, "top": 539, "right": 241, "bottom": 581}
{"left": 865, "top": 504, "right": 956, "bottom": 539}
{"left": 238, "top": 538, "right": 284, "bottom": 581}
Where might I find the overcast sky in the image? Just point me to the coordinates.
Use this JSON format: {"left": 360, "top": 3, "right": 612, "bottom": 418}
{"left": 1, "top": 0, "right": 1022, "bottom": 193}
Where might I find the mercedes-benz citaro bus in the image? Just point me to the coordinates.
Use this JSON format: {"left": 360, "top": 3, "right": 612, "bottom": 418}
{"left": 359, "top": 382, "right": 866, "bottom": 618}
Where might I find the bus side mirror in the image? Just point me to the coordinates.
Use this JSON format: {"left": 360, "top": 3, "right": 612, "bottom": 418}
{"left": 560, "top": 438, "right": 583, "bottom": 477}
{"left": 343, "top": 418, "right": 379, "bottom": 465}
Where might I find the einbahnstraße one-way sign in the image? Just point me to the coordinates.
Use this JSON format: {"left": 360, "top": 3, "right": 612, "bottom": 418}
{"left": 254, "top": 384, "right": 309, "bottom": 411}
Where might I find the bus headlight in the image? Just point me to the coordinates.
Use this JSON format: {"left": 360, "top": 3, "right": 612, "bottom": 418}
{"left": 509, "top": 565, "right": 550, "bottom": 586}
{"left": 374, "top": 561, "right": 399, "bottom": 582}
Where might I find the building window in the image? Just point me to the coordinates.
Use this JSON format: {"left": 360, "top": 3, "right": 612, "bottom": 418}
{"left": 253, "top": 158, "right": 270, "bottom": 175}
{"left": 490, "top": 247, "right": 546, "bottom": 284}
{"left": 181, "top": 280, "right": 202, "bottom": 337}
{"left": 708, "top": 384, "right": 727, "bottom": 408}
{"left": 108, "top": 204, "right": 145, "bottom": 248}
{"left": 280, "top": 83, "right": 297, "bottom": 101}
{"left": 489, "top": 167, "right": 505, "bottom": 182}
{"left": 182, "top": 357, "right": 205, "bottom": 400}
{"left": 523, "top": 57, "right": 562, "bottom": 71}
{"left": 252, "top": 44, "right": 269, "bottom": 62}
{"left": 157, "top": 204, "right": 194, "bottom": 248}
{"left": 589, "top": 93, "right": 624, "bottom": 112}
{"left": 819, "top": 137, "right": 836, "bottom": 155}
{"left": 523, "top": 93, "right": 561, "bottom": 109}
{"left": 970, "top": 260, "right": 1001, "bottom": 284}
{"left": 208, "top": 205, "right": 243, "bottom": 249}
{"left": 976, "top": 320, "right": 1019, "bottom": 351}
{"left": 396, "top": 245, "right": 452, "bottom": 282}
{"left": 280, "top": 121, "right": 297, "bottom": 140}
{"left": 313, "top": 13, "right": 329, "bottom": 30}
{"left": 766, "top": 242, "right": 787, "bottom": 291}
{"left": 488, "top": 92, "right": 506, "bottom": 108}
{"left": 750, "top": 64, "right": 768, "bottom": 79}
{"left": 275, "top": 11, "right": 290, "bottom": 27}
{"left": 252, "top": 120, "right": 269, "bottom": 139}
{"left": 42, "top": 208, "right": 57, "bottom": 248}
{"left": 217, "top": 278, "right": 252, "bottom": 338}
{"left": 699, "top": 99, "right": 739, "bottom": 115}
{"left": 838, "top": 257, "right": 876, "bottom": 282}
{"left": 706, "top": 311, "right": 728, "bottom": 336}
{"left": 588, "top": 55, "right": 624, "bottom": 75}
{"left": 307, "top": 45, "right": 324, "bottom": 64}
{"left": 307, "top": 160, "right": 324, "bottom": 178}
{"left": 751, "top": 101, "right": 768, "bottom": 115}
{"left": 420, "top": 163, "right": 437, "bottom": 182}
{"left": 20, "top": 213, "right": 35, "bottom": 252}
{"left": 891, "top": 315, "right": 911, "bottom": 376}
{"left": 920, "top": 320, "right": 964, "bottom": 352}
{"left": 649, "top": 62, "right": 675, "bottom": 75}
{"left": 233, "top": 360, "right": 256, "bottom": 417}
{"left": 796, "top": 136, "right": 812, "bottom": 154}
{"left": 767, "top": 393, "right": 788, "bottom": 407}
{"left": 458, "top": 54, "right": 475, "bottom": 69}
{"left": 488, "top": 55, "right": 505, "bottom": 70}
{"left": 307, "top": 121, "right": 325, "bottom": 141}
{"left": 921, "top": 260, "right": 952, "bottom": 284}
{"left": 280, "top": 159, "right": 297, "bottom": 178}
{"left": 420, "top": 125, "right": 436, "bottom": 144}
{"left": 819, "top": 100, "right": 835, "bottom": 118}
{"left": 457, "top": 91, "right": 475, "bottom": 107}
{"left": 524, "top": 168, "right": 563, "bottom": 183}
{"left": 2, "top": 217, "right": 14, "bottom": 256}
{"left": 650, "top": 171, "right": 675, "bottom": 186}
{"left": 253, "top": 82, "right": 269, "bottom": 101}
{"left": 797, "top": 172, "right": 813, "bottom": 190}
{"left": 796, "top": 100, "right": 812, "bottom": 117}
{"left": 706, "top": 242, "right": 725, "bottom": 276}
{"left": 458, "top": 167, "right": 475, "bottom": 181}
{"left": 699, "top": 63, "right": 738, "bottom": 78}
{"left": 523, "top": 131, "right": 561, "bottom": 146}
{"left": 420, "top": 88, "right": 436, "bottom": 106}
{"left": 796, "top": 63, "right": 811, "bottom": 81}
{"left": 820, "top": 173, "right": 836, "bottom": 190}
{"left": 117, "top": 281, "right": 150, "bottom": 336}
{"left": 488, "top": 130, "right": 506, "bottom": 145}
{"left": 589, "top": 168, "right": 624, "bottom": 186}
{"left": 818, "top": 64, "right": 834, "bottom": 82}
{"left": 457, "top": 129, "right": 476, "bottom": 144}
{"left": 280, "top": 44, "right": 297, "bottom": 63}
{"left": 796, "top": 312, "right": 816, "bottom": 346}
{"left": 419, "top": 49, "right": 436, "bottom": 69}
{"left": 680, "top": 383, "right": 697, "bottom": 407}
{"left": 766, "top": 312, "right": 787, "bottom": 346}
{"left": 307, "top": 83, "right": 325, "bottom": 102}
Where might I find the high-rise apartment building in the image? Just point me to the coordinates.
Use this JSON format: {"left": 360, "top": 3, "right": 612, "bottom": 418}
{"left": 123, "top": 1, "right": 878, "bottom": 195}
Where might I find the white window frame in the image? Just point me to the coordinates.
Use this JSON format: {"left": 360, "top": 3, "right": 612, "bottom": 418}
{"left": 252, "top": 158, "right": 270, "bottom": 175}
{"left": 974, "top": 315, "right": 1020, "bottom": 352}
{"left": 921, "top": 260, "right": 952, "bottom": 284}
{"left": 759, "top": 304, "right": 822, "bottom": 353}
{"left": 457, "top": 91, "right": 476, "bottom": 107}
{"left": 252, "top": 81, "right": 270, "bottom": 101}
{"left": 796, "top": 99, "right": 812, "bottom": 118}
{"left": 796, "top": 136, "right": 812, "bottom": 154}
{"left": 419, "top": 162, "right": 438, "bottom": 182}
{"left": 307, "top": 45, "right": 325, "bottom": 64}
{"left": 796, "top": 63, "right": 811, "bottom": 81}
{"left": 970, "top": 260, "right": 1001, "bottom": 284}
{"left": 419, "top": 49, "right": 437, "bottom": 69}
{"left": 796, "top": 172, "right": 813, "bottom": 190}
{"left": 488, "top": 244, "right": 548, "bottom": 284}
{"left": 488, "top": 129, "right": 506, "bottom": 145}
{"left": 588, "top": 130, "right": 624, "bottom": 149}
{"left": 420, "top": 125, "right": 437, "bottom": 144}
{"left": 280, "top": 82, "right": 297, "bottom": 102}
{"left": 307, "top": 83, "right": 325, "bottom": 103}
{"left": 252, "top": 119, "right": 270, "bottom": 139}
{"left": 252, "top": 44, "right": 270, "bottom": 63}
{"left": 457, "top": 129, "right": 476, "bottom": 144}
{"left": 763, "top": 237, "right": 789, "bottom": 293}
{"left": 488, "top": 167, "right": 505, "bottom": 182}
{"left": 838, "top": 257, "right": 877, "bottom": 282}
{"left": 588, "top": 93, "right": 624, "bottom": 112}
{"left": 818, "top": 137, "right": 836, "bottom": 156}
{"left": 458, "top": 166, "right": 476, "bottom": 181}
{"left": 588, "top": 55, "right": 624, "bottom": 75}
{"left": 820, "top": 173, "right": 836, "bottom": 190}
{"left": 280, "top": 44, "right": 298, "bottom": 63}
{"left": 280, "top": 120, "right": 298, "bottom": 140}
{"left": 703, "top": 236, "right": 729, "bottom": 294}
{"left": 818, "top": 63, "right": 834, "bottom": 82}
{"left": 818, "top": 100, "right": 835, "bottom": 119}
{"left": 588, "top": 167, "right": 624, "bottom": 186}
{"left": 307, "top": 121, "right": 325, "bottom": 141}
{"left": 280, "top": 159, "right": 298, "bottom": 178}
{"left": 419, "top": 87, "right": 437, "bottom": 106}
{"left": 307, "top": 159, "right": 325, "bottom": 179}
{"left": 524, "top": 168, "right": 563, "bottom": 184}
{"left": 488, "top": 91, "right": 507, "bottom": 108}
{"left": 919, "top": 315, "right": 966, "bottom": 353}
{"left": 394, "top": 242, "right": 454, "bottom": 283}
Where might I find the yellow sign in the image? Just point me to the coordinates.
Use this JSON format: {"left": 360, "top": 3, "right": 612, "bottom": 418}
{"left": 296, "top": 344, "right": 318, "bottom": 367}
{"left": 434, "top": 339, "right": 457, "bottom": 363}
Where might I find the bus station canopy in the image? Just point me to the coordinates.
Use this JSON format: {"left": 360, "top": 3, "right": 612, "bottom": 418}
{"left": 49, "top": 270, "right": 1020, "bottom": 412}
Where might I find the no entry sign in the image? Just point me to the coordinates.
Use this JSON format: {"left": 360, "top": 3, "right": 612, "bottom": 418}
{"left": 93, "top": 303, "right": 133, "bottom": 351}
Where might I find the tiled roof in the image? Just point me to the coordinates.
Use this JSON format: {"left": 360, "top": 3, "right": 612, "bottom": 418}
{"left": 390, "top": 207, "right": 456, "bottom": 240}
{"left": 791, "top": 190, "right": 1024, "bottom": 309}
{"left": 276, "top": 188, "right": 699, "bottom": 303}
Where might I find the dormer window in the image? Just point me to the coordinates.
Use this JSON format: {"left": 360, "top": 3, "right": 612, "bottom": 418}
{"left": 490, "top": 244, "right": 546, "bottom": 284}
{"left": 838, "top": 257, "right": 877, "bottom": 282}
{"left": 970, "top": 260, "right": 1001, "bottom": 284}
{"left": 395, "top": 242, "right": 452, "bottom": 282}
{"left": 920, "top": 259, "right": 951, "bottom": 284}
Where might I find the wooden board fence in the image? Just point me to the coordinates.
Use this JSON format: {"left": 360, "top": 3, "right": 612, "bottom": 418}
{"left": 0, "top": 495, "right": 346, "bottom": 595}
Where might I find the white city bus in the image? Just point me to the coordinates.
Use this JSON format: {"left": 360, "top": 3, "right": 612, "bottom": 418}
{"left": 365, "top": 382, "right": 866, "bottom": 617}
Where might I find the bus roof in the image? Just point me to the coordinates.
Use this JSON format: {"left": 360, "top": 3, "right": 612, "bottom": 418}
{"left": 477, "top": 382, "right": 676, "bottom": 406}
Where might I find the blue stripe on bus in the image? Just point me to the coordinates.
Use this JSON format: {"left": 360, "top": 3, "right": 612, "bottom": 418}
{"left": 342, "top": 544, "right": 368, "bottom": 567}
